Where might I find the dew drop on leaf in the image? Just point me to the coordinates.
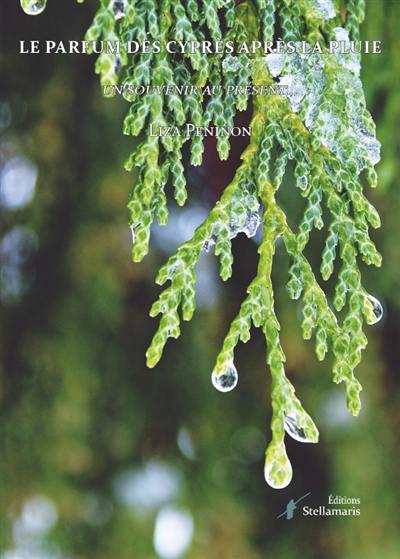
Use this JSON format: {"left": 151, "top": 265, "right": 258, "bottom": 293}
{"left": 284, "top": 412, "right": 318, "bottom": 444}
{"left": 202, "top": 235, "right": 216, "bottom": 253}
{"left": 112, "top": 0, "right": 126, "bottom": 20}
{"left": 264, "top": 453, "right": 293, "bottom": 489}
{"left": 211, "top": 362, "right": 238, "bottom": 392}
{"left": 367, "top": 295, "right": 383, "bottom": 324}
{"left": 297, "top": 175, "right": 308, "bottom": 190}
{"left": 20, "top": 0, "right": 47, "bottom": 15}
{"left": 130, "top": 225, "right": 136, "bottom": 244}
{"left": 114, "top": 55, "right": 122, "bottom": 74}
{"left": 314, "top": 0, "right": 336, "bottom": 20}
{"left": 222, "top": 56, "right": 240, "bottom": 74}
{"left": 265, "top": 53, "right": 286, "bottom": 77}
{"left": 242, "top": 209, "right": 261, "bottom": 238}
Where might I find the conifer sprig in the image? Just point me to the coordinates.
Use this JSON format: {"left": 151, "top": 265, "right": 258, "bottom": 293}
{"left": 84, "top": 0, "right": 382, "bottom": 488}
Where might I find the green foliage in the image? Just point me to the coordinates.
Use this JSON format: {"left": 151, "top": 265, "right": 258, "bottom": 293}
{"left": 83, "top": 0, "right": 383, "bottom": 488}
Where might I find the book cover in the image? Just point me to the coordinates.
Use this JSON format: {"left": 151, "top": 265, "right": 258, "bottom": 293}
{"left": 0, "top": 1, "right": 398, "bottom": 557}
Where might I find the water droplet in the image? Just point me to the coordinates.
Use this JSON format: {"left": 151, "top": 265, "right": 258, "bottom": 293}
{"left": 169, "top": 263, "right": 179, "bottom": 274}
{"left": 112, "top": 0, "right": 126, "bottom": 20}
{"left": 358, "top": 128, "right": 381, "bottom": 166}
{"left": 242, "top": 209, "right": 261, "bottom": 238}
{"left": 222, "top": 56, "right": 240, "bottom": 74}
{"left": 130, "top": 225, "right": 136, "bottom": 244}
{"left": 316, "top": 109, "right": 341, "bottom": 150}
{"left": 114, "top": 55, "right": 123, "bottom": 74}
{"left": 297, "top": 175, "right": 308, "bottom": 190}
{"left": 203, "top": 240, "right": 213, "bottom": 252}
{"left": 367, "top": 295, "right": 383, "bottom": 324}
{"left": 211, "top": 362, "right": 238, "bottom": 392}
{"left": 203, "top": 235, "right": 216, "bottom": 253}
{"left": 284, "top": 411, "right": 318, "bottom": 443}
{"left": 20, "top": 0, "right": 47, "bottom": 15}
{"left": 314, "top": 0, "right": 335, "bottom": 19}
{"left": 287, "top": 284, "right": 302, "bottom": 300}
{"left": 229, "top": 209, "right": 261, "bottom": 240}
{"left": 264, "top": 449, "right": 293, "bottom": 489}
{"left": 265, "top": 53, "right": 286, "bottom": 77}
{"left": 333, "top": 27, "right": 361, "bottom": 76}
{"left": 279, "top": 75, "right": 306, "bottom": 112}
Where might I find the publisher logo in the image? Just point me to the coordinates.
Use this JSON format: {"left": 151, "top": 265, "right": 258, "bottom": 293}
{"left": 277, "top": 492, "right": 311, "bottom": 520}
{"left": 277, "top": 493, "right": 361, "bottom": 520}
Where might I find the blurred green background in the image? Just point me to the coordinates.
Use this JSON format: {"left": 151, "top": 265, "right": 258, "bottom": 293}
{"left": 0, "top": 1, "right": 399, "bottom": 557}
